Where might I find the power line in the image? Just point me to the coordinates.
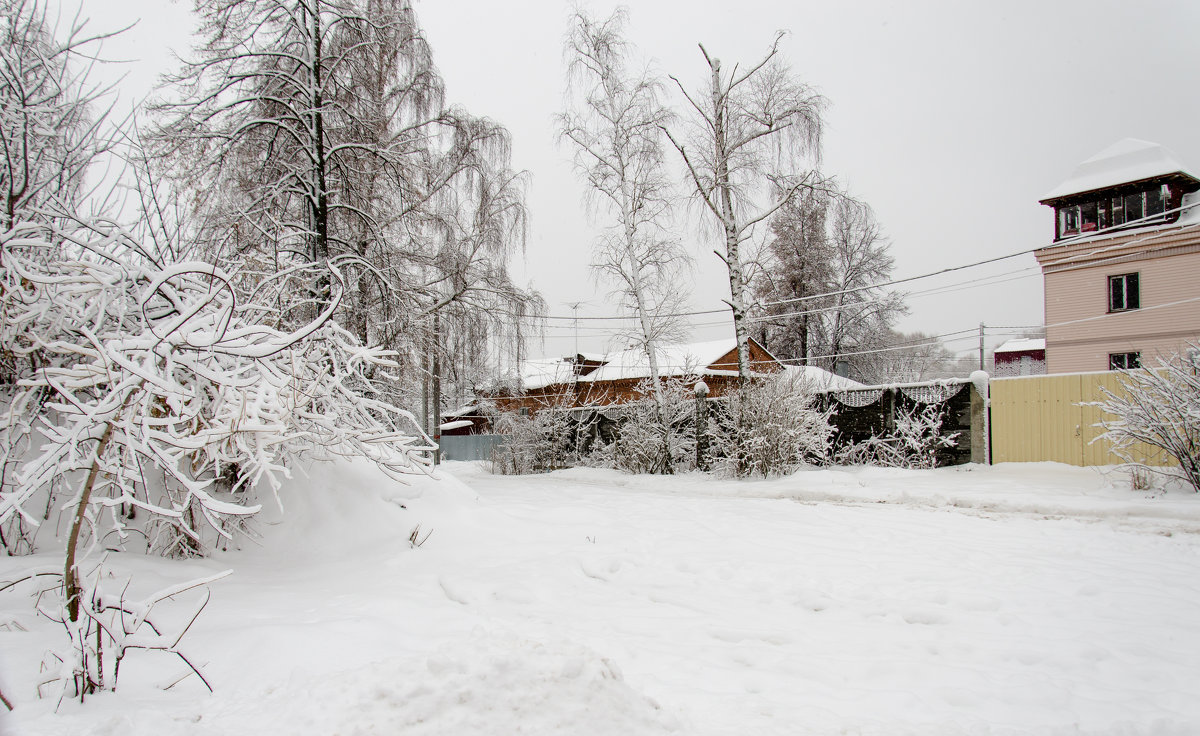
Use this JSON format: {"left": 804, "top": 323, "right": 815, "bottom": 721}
{"left": 535, "top": 199, "right": 1200, "bottom": 322}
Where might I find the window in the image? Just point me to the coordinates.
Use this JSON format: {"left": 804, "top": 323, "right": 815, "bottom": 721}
{"left": 1057, "top": 206, "right": 1079, "bottom": 238}
{"left": 1109, "top": 195, "right": 1124, "bottom": 226}
{"left": 1146, "top": 184, "right": 1167, "bottom": 217}
{"left": 1109, "top": 352, "right": 1141, "bottom": 370}
{"left": 1055, "top": 184, "right": 1172, "bottom": 239}
{"left": 1080, "top": 201, "right": 1098, "bottom": 232}
{"left": 1124, "top": 191, "right": 1144, "bottom": 222}
{"left": 1108, "top": 272, "right": 1140, "bottom": 312}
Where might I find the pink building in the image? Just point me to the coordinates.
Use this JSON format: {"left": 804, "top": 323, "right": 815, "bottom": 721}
{"left": 1036, "top": 139, "right": 1200, "bottom": 373}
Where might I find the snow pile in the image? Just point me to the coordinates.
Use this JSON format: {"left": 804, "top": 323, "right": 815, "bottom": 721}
{"left": 6, "top": 459, "right": 1200, "bottom": 734}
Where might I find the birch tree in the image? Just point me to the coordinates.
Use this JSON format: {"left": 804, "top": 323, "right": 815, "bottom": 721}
{"left": 559, "top": 8, "right": 687, "bottom": 473}
{"left": 664, "top": 33, "right": 825, "bottom": 381}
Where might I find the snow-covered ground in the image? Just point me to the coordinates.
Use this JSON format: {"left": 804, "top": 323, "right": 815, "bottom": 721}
{"left": 4, "top": 460, "right": 1200, "bottom": 735}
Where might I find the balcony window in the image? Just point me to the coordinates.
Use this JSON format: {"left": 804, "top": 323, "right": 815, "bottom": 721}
{"left": 1079, "top": 201, "right": 1098, "bottom": 232}
{"left": 1058, "top": 206, "right": 1079, "bottom": 238}
{"left": 1109, "top": 195, "right": 1124, "bottom": 226}
{"left": 1145, "top": 183, "right": 1167, "bottom": 217}
{"left": 1124, "top": 192, "right": 1144, "bottom": 222}
{"left": 1055, "top": 183, "right": 1172, "bottom": 239}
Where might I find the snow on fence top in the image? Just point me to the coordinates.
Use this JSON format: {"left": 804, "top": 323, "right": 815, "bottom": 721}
{"left": 826, "top": 377, "right": 972, "bottom": 408}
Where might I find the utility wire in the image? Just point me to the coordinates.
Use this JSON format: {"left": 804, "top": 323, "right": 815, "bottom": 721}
{"left": 536, "top": 199, "right": 1200, "bottom": 322}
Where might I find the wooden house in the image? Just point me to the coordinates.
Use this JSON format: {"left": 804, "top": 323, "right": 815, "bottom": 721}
{"left": 487, "top": 338, "right": 785, "bottom": 417}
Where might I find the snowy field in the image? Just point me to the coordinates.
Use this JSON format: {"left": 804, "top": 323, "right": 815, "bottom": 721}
{"left": 4, "top": 460, "right": 1200, "bottom": 735}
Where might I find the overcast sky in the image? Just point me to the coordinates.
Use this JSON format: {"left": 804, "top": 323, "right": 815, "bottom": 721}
{"left": 82, "top": 0, "right": 1200, "bottom": 359}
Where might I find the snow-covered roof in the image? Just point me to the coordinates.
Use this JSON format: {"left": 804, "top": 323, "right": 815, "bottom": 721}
{"left": 1041, "top": 139, "right": 1198, "bottom": 202}
{"left": 994, "top": 338, "right": 1045, "bottom": 354}
{"left": 515, "top": 339, "right": 773, "bottom": 390}
{"left": 783, "top": 364, "right": 867, "bottom": 391}
{"left": 518, "top": 357, "right": 578, "bottom": 390}
{"left": 585, "top": 339, "right": 746, "bottom": 383}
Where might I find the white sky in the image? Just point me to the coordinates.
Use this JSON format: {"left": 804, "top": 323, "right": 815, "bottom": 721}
{"left": 79, "top": 0, "right": 1200, "bottom": 359}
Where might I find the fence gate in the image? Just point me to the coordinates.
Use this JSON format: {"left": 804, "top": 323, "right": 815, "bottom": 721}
{"left": 990, "top": 372, "right": 1165, "bottom": 466}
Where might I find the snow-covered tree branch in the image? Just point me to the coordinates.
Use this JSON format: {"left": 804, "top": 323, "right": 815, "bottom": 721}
{"left": 1094, "top": 346, "right": 1200, "bottom": 492}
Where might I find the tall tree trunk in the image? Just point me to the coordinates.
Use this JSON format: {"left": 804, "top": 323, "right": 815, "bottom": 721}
{"left": 709, "top": 59, "right": 751, "bottom": 383}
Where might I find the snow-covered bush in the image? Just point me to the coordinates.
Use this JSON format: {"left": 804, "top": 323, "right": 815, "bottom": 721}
{"left": 0, "top": 217, "right": 434, "bottom": 559}
{"left": 0, "top": 216, "right": 435, "bottom": 699}
{"left": 599, "top": 378, "right": 696, "bottom": 475}
{"left": 710, "top": 372, "right": 833, "bottom": 478}
{"left": 491, "top": 406, "right": 575, "bottom": 475}
{"left": 1094, "top": 346, "right": 1200, "bottom": 492}
{"left": 835, "top": 401, "right": 959, "bottom": 469}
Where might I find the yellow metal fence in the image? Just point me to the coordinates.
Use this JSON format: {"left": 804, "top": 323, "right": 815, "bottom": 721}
{"left": 990, "top": 371, "right": 1168, "bottom": 466}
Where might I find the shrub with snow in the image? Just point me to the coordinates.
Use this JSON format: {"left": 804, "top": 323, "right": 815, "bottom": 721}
{"left": 491, "top": 406, "right": 577, "bottom": 475}
{"left": 0, "top": 217, "right": 434, "bottom": 701}
{"left": 600, "top": 378, "right": 696, "bottom": 475}
{"left": 835, "top": 401, "right": 959, "bottom": 469}
{"left": 1094, "top": 345, "right": 1200, "bottom": 492}
{"left": 0, "top": 218, "right": 433, "bottom": 558}
{"left": 710, "top": 372, "right": 833, "bottom": 477}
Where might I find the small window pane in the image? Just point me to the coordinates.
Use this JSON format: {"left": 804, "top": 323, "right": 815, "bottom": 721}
{"left": 1110, "top": 275, "right": 1125, "bottom": 310}
{"left": 1146, "top": 185, "right": 1165, "bottom": 216}
{"left": 1127, "top": 272, "right": 1139, "bottom": 309}
{"left": 1080, "top": 201, "right": 1099, "bottom": 232}
{"left": 1111, "top": 196, "right": 1124, "bottom": 225}
{"left": 1109, "top": 352, "right": 1141, "bottom": 370}
{"left": 1058, "top": 206, "right": 1079, "bottom": 237}
{"left": 1125, "top": 192, "right": 1144, "bottom": 222}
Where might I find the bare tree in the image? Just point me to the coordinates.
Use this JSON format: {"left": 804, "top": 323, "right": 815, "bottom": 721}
{"left": 0, "top": 0, "right": 117, "bottom": 230}
{"left": 559, "top": 7, "right": 687, "bottom": 472}
{"left": 751, "top": 189, "right": 906, "bottom": 380}
{"left": 413, "top": 130, "right": 543, "bottom": 454}
{"left": 751, "top": 187, "right": 833, "bottom": 363}
{"left": 858, "top": 330, "right": 964, "bottom": 383}
{"left": 820, "top": 197, "right": 905, "bottom": 377}
{"left": 664, "top": 33, "right": 825, "bottom": 381}
{"left": 153, "top": 1, "right": 456, "bottom": 316}
{"left": 151, "top": 0, "right": 541, "bottom": 429}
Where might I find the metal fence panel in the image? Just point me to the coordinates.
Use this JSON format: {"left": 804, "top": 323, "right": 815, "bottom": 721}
{"left": 991, "top": 371, "right": 1169, "bottom": 466}
{"left": 439, "top": 434, "right": 505, "bottom": 463}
